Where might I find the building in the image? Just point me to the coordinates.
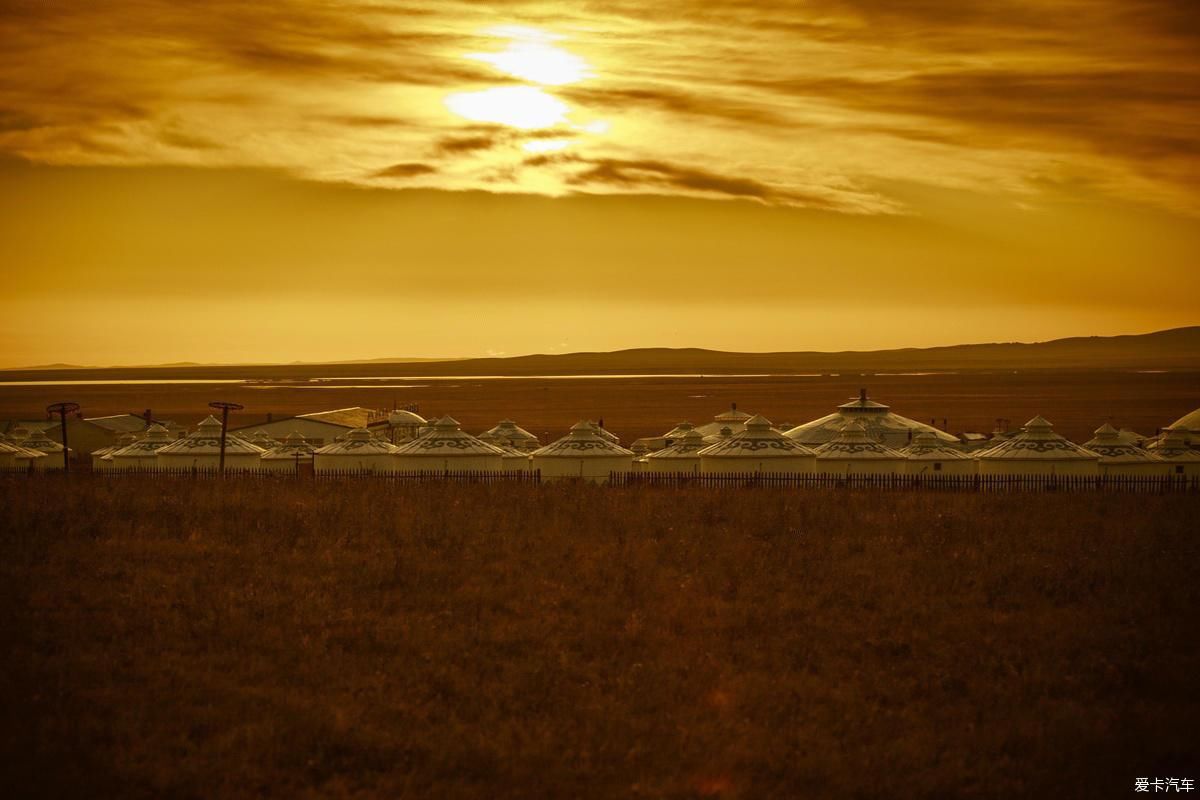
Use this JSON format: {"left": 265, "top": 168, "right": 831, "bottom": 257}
{"left": 478, "top": 419, "right": 540, "bottom": 452}
{"left": 16, "top": 425, "right": 72, "bottom": 470}
{"left": 156, "top": 416, "right": 265, "bottom": 470}
{"left": 643, "top": 429, "right": 708, "bottom": 474}
{"left": 109, "top": 425, "right": 175, "bottom": 471}
{"left": 531, "top": 421, "right": 634, "bottom": 483}
{"left": 387, "top": 410, "right": 428, "bottom": 444}
{"left": 901, "top": 431, "right": 977, "bottom": 476}
{"left": 975, "top": 416, "right": 1100, "bottom": 476}
{"left": 91, "top": 432, "right": 139, "bottom": 471}
{"left": 1083, "top": 423, "right": 1166, "bottom": 476}
{"left": 784, "top": 389, "right": 961, "bottom": 449}
{"left": 698, "top": 414, "right": 817, "bottom": 474}
{"left": 1146, "top": 426, "right": 1200, "bottom": 477}
{"left": 313, "top": 428, "right": 398, "bottom": 473}
{"left": 230, "top": 407, "right": 390, "bottom": 447}
{"left": 260, "top": 433, "right": 317, "bottom": 473}
{"left": 391, "top": 416, "right": 507, "bottom": 472}
{"left": 813, "top": 420, "right": 909, "bottom": 475}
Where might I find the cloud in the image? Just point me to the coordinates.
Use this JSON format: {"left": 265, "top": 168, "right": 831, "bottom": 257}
{"left": 371, "top": 162, "right": 437, "bottom": 179}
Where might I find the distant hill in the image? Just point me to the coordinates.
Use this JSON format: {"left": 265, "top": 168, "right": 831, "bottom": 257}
{"left": 2, "top": 327, "right": 1197, "bottom": 382}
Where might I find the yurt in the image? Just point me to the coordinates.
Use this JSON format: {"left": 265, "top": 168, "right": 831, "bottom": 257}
{"left": 156, "top": 415, "right": 266, "bottom": 471}
{"left": 246, "top": 430, "right": 280, "bottom": 451}
{"left": 1083, "top": 423, "right": 1165, "bottom": 476}
{"left": 531, "top": 421, "right": 634, "bottom": 483}
{"left": 631, "top": 421, "right": 698, "bottom": 453}
{"left": 1148, "top": 426, "right": 1200, "bottom": 477}
{"left": 92, "top": 432, "right": 138, "bottom": 471}
{"left": 975, "top": 416, "right": 1100, "bottom": 477}
{"left": 784, "top": 389, "right": 960, "bottom": 449}
{"left": 902, "top": 430, "right": 978, "bottom": 476}
{"left": 478, "top": 419, "right": 540, "bottom": 452}
{"left": 391, "top": 416, "right": 507, "bottom": 472}
{"left": 260, "top": 432, "right": 317, "bottom": 473}
{"left": 1165, "top": 407, "right": 1200, "bottom": 440}
{"left": 495, "top": 445, "right": 533, "bottom": 473}
{"left": 313, "top": 428, "right": 398, "bottom": 473}
{"left": 17, "top": 426, "right": 71, "bottom": 470}
{"left": 813, "top": 420, "right": 908, "bottom": 475}
{"left": 109, "top": 424, "right": 175, "bottom": 471}
{"left": 692, "top": 405, "right": 753, "bottom": 439}
{"left": 3, "top": 437, "right": 46, "bottom": 471}
{"left": 588, "top": 421, "right": 621, "bottom": 445}
{"left": 698, "top": 414, "right": 817, "bottom": 474}
{"left": 702, "top": 426, "right": 735, "bottom": 445}
{"left": 644, "top": 429, "right": 708, "bottom": 474}
{"left": 388, "top": 409, "right": 427, "bottom": 444}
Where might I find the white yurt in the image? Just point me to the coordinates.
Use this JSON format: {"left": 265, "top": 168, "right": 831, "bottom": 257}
{"left": 109, "top": 424, "right": 175, "bottom": 471}
{"left": 391, "top": 416, "right": 506, "bottom": 472}
{"left": 245, "top": 429, "right": 280, "bottom": 450}
{"left": 91, "top": 432, "right": 139, "bottom": 471}
{"left": 813, "top": 420, "right": 909, "bottom": 475}
{"left": 260, "top": 432, "right": 317, "bottom": 473}
{"left": 693, "top": 404, "right": 753, "bottom": 439}
{"left": 975, "top": 416, "right": 1100, "bottom": 476}
{"left": 587, "top": 420, "right": 621, "bottom": 445}
{"left": 698, "top": 414, "right": 817, "bottom": 474}
{"left": 902, "top": 430, "right": 978, "bottom": 476}
{"left": 156, "top": 415, "right": 266, "bottom": 471}
{"left": 17, "top": 426, "right": 71, "bottom": 470}
{"left": 531, "top": 421, "right": 634, "bottom": 483}
{"left": 1083, "top": 423, "right": 1166, "bottom": 476}
{"left": 495, "top": 445, "right": 533, "bottom": 473}
{"left": 313, "top": 428, "right": 398, "bottom": 473}
{"left": 388, "top": 409, "right": 428, "bottom": 444}
{"left": 0, "top": 437, "right": 36, "bottom": 470}
{"left": 644, "top": 429, "right": 708, "bottom": 474}
{"left": 784, "top": 389, "right": 960, "bottom": 449}
{"left": 1147, "top": 426, "right": 1200, "bottom": 477}
{"left": 1165, "top": 407, "right": 1200, "bottom": 440}
{"left": 478, "top": 419, "right": 541, "bottom": 452}
{"left": 701, "top": 426, "right": 735, "bottom": 445}
{"left": 4, "top": 438, "right": 46, "bottom": 471}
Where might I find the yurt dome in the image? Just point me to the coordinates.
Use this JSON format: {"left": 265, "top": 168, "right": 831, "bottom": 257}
{"left": 693, "top": 405, "right": 753, "bottom": 438}
{"left": 246, "top": 430, "right": 280, "bottom": 450}
{"left": 587, "top": 421, "right": 621, "bottom": 445}
{"left": 494, "top": 444, "right": 533, "bottom": 473}
{"left": 2, "top": 436, "right": 46, "bottom": 471}
{"left": 784, "top": 389, "right": 960, "bottom": 449}
{"left": 531, "top": 421, "right": 634, "bottom": 483}
{"left": 698, "top": 414, "right": 817, "bottom": 474}
{"left": 92, "top": 432, "right": 139, "bottom": 471}
{"left": 261, "top": 432, "right": 317, "bottom": 472}
{"left": 478, "top": 419, "right": 540, "bottom": 452}
{"left": 701, "top": 426, "right": 734, "bottom": 445}
{"left": 813, "top": 420, "right": 908, "bottom": 475}
{"left": 644, "top": 429, "right": 708, "bottom": 474}
{"left": 1147, "top": 426, "right": 1200, "bottom": 477}
{"left": 314, "top": 427, "right": 397, "bottom": 473}
{"left": 110, "top": 424, "right": 174, "bottom": 471}
{"left": 388, "top": 409, "right": 427, "bottom": 443}
{"left": 1166, "top": 407, "right": 1200, "bottom": 437}
{"left": 156, "top": 415, "right": 265, "bottom": 471}
{"left": 975, "top": 416, "right": 1100, "bottom": 476}
{"left": 1083, "top": 423, "right": 1165, "bottom": 476}
{"left": 391, "top": 416, "right": 506, "bottom": 472}
{"left": 902, "top": 430, "right": 977, "bottom": 476}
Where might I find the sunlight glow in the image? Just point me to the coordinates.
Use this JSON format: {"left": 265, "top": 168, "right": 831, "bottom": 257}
{"left": 467, "top": 41, "right": 590, "bottom": 86}
{"left": 523, "top": 139, "right": 571, "bottom": 153}
{"left": 444, "top": 86, "right": 569, "bottom": 129}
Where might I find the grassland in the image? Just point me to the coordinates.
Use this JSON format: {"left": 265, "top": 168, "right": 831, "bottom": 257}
{"left": 2, "top": 475, "right": 1197, "bottom": 798}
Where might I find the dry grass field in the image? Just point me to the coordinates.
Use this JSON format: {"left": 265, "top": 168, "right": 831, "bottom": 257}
{"left": 2, "top": 475, "right": 1197, "bottom": 798}
{"left": 2, "top": 369, "right": 1198, "bottom": 444}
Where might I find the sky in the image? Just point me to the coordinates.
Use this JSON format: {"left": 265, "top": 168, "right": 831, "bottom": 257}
{"left": 1, "top": 0, "right": 1198, "bottom": 366}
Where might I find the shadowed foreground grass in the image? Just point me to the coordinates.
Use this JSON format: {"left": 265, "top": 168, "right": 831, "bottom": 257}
{"left": 2, "top": 476, "right": 1197, "bottom": 798}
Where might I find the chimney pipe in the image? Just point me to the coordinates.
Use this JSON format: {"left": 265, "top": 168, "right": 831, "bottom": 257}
{"left": 859, "top": 388, "right": 867, "bottom": 402}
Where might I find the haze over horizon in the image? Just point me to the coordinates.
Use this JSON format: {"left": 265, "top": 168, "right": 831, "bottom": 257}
{"left": 2, "top": 1, "right": 1199, "bottom": 366}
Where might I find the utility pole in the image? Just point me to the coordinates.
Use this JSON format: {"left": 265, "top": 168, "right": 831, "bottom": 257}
{"left": 46, "top": 402, "right": 80, "bottom": 474}
{"left": 208, "top": 401, "right": 244, "bottom": 475}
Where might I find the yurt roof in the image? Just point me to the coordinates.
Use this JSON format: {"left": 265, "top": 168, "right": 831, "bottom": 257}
{"left": 20, "top": 429, "right": 65, "bottom": 453}
{"left": 662, "top": 421, "right": 696, "bottom": 439}
{"left": 783, "top": 394, "right": 959, "bottom": 445}
{"left": 388, "top": 409, "right": 427, "bottom": 425}
{"left": 1168, "top": 407, "right": 1200, "bottom": 432}
{"left": 1083, "top": 424, "right": 1161, "bottom": 463}
{"left": 1149, "top": 426, "right": 1200, "bottom": 460}
{"left": 0, "top": 439, "right": 43, "bottom": 458}
{"left": 247, "top": 429, "right": 280, "bottom": 448}
{"left": 92, "top": 432, "right": 140, "bottom": 458}
{"left": 587, "top": 421, "right": 621, "bottom": 444}
{"left": 975, "top": 416, "right": 1099, "bottom": 461}
{"left": 815, "top": 421, "right": 907, "bottom": 460}
{"left": 314, "top": 427, "right": 398, "bottom": 455}
{"left": 481, "top": 419, "right": 539, "bottom": 442}
{"left": 701, "top": 426, "right": 735, "bottom": 444}
{"left": 645, "top": 430, "right": 708, "bottom": 460}
{"left": 714, "top": 405, "right": 753, "bottom": 423}
{"left": 901, "top": 431, "right": 973, "bottom": 460}
{"left": 698, "top": 415, "right": 817, "bottom": 459}
{"left": 838, "top": 389, "right": 890, "bottom": 413}
{"left": 110, "top": 426, "right": 175, "bottom": 458}
{"left": 532, "top": 421, "right": 635, "bottom": 458}
{"left": 156, "top": 416, "right": 266, "bottom": 456}
{"left": 262, "top": 432, "right": 317, "bottom": 460}
{"left": 392, "top": 415, "right": 507, "bottom": 456}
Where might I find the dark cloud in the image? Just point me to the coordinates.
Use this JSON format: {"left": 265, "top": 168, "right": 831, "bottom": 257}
{"left": 372, "top": 162, "right": 437, "bottom": 179}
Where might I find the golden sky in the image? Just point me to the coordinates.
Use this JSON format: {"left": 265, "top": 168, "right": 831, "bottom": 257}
{"left": 1, "top": 0, "right": 1198, "bottom": 365}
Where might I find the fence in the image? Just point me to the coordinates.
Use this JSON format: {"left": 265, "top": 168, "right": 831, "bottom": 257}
{"left": 2, "top": 466, "right": 1197, "bottom": 492}
{"left": 607, "top": 471, "right": 1200, "bottom": 493}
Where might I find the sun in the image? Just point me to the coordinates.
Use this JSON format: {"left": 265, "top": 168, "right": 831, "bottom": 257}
{"left": 466, "top": 40, "right": 591, "bottom": 86}
{"left": 444, "top": 86, "right": 569, "bottom": 130}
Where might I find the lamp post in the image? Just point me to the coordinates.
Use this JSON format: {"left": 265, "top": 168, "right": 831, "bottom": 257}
{"left": 46, "top": 402, "right": 80, "bottom": 474}
{"left": 208, "top": 401, "right": 244, "bottom": 474}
